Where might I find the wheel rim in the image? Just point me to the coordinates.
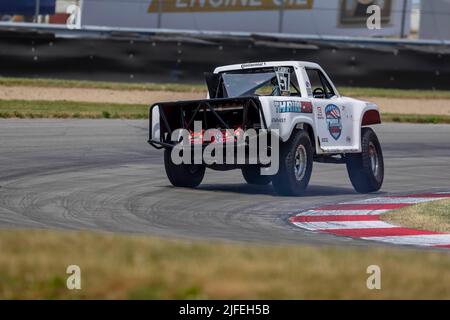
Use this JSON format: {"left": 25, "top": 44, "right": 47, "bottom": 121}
{"left": 368, "top": 142, "right": 379, "bottom": 177}
{"left": 294, "top": 145, "right": 307, "bottom": 181}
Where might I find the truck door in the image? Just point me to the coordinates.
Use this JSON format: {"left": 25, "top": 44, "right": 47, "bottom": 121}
{"left": 303, "top": 68, "right": 354, "bottom": 152}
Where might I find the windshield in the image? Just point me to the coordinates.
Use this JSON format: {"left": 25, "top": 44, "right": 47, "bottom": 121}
{"left": 222, "top": 71, "right": 275, "bottom": 97}
{"left": 220, "top": 67, "right": 300, "bottom": 98}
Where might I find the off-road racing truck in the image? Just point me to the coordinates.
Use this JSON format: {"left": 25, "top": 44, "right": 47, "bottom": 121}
{"left": 148, "top": 61, "right": 384, "bottom": 196}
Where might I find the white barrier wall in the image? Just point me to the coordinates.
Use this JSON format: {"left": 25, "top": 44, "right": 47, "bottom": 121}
{"left": 80, "top": 0, "right": 411, "bottom": 37}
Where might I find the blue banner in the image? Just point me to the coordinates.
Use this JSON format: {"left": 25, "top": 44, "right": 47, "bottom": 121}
{"left": 0, "top": 0, "right": 56, "bottom": 15}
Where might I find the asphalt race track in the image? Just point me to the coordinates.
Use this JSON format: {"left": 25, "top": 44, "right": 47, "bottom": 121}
{"left": 0, "top": 120, "right": 449, "bottom": 247}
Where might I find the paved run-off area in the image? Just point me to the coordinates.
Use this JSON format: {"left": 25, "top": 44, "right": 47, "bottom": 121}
{"left": 0, "top": 120, "right": 449, "bottom": 247}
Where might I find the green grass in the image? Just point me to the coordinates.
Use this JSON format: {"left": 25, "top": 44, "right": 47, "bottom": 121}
{"left": 382, "top": 113, "right": 450, "bottom": 124}
{"left": 0, "top": 77, "right": 204, "bottom": 93}
{"left": 382, "top": 199, "right": 450, "bottom": 233}
{"left": 339, "top": 87, "right": 450, "bottom": 99}
{"left": 0, "top": 100, "right": 148, "bottom": 119}
{"left": 0, "top": 229, "right": 449, "bottom": 299}
{"left": 1, "top": 76, "right": 450, "bottom": 99}
{"left": 1, "top": 100, "right": 450, "bottom": 123}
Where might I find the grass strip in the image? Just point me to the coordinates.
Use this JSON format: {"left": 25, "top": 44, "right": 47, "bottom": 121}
{"left": 0, "top": 229, "right": 449, "bottom": 299}
{"left": 1, "top": 100, "right": 450, "bottom": 124}
{"left": 0, "top": 100, "right": 148, "bottom": 119}
{"left": 0, "top": 77, "right": 204, "bottom": 93}
{"left": 1, "top": 77, "right": 450, "bottom": 99}
{"left": 381, "top": 113, "right": 450, "bottom": 124}
{"left": 382, "top": 199, "right": 450, "bottom": 233}
{"left": 339, "top": 87, "right": 450, "bottom": 100}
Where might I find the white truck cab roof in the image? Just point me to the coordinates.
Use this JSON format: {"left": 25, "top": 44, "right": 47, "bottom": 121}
{"left": 213, "top": 61, "right": 339, "bottom": 98}
{"left": 214, "top": 61, "right": 323, "bottom": 73}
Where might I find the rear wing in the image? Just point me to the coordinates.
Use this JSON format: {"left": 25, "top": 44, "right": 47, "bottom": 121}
{"left": 148, "top": 97, "right": 268, "bottom": 149}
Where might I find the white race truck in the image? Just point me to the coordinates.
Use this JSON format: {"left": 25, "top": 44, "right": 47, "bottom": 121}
{"left": 148, "top": 61, "right": 384, "bottom": 196}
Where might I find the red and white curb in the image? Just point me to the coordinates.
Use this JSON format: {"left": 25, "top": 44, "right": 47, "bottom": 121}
{"left": 289, "top": 192, "right": 450, "bottom": 249}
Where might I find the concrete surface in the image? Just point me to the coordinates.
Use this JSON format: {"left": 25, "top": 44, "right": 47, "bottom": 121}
{"left": 0, "top": 120, "right": 449, "bottom": 246}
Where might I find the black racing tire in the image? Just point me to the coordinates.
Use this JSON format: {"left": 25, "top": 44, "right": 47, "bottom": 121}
{"left": 346, "top": 127, "right": 384, "bottom": 193}
{"left": 272, "top": 130, "right": 313, "bottom": 196}
{"left": 164, "top": 148, "right": 205, "bottom": 188}
{"left": 241, "top": 165, "right": 272, "bottom": 185}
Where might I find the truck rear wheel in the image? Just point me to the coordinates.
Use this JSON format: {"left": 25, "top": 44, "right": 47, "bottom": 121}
{"left": 164, "top": 148, "right": 205, "bottom": 188}
{"left": 241, "top": 165, "right": 272, "bottom": 185}
{"left": 272, "top": 130, "right": 313, "bottom": 196}
{"left": 346, "top": 127, "right": 384, "bottom": 193}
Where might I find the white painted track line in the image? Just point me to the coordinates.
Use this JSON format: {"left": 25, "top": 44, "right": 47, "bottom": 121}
{"left": 293, "top": 220, "right": 397, "bottom": 231}
{"left": 363, "top": 234, "right": 450, "bottom": 247}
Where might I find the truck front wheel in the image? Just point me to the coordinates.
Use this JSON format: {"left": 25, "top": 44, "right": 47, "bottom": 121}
{"left": 241, "top": 165, "right": 272, "bottom": 185}
{"left": 346, "top": 127, "right": 384, "bottom": 193}
{"left": 164, "top": 148, "right": 205, "bottom": 188}
{"left": 272, "top": 130, "right": 313, "bottom": 196}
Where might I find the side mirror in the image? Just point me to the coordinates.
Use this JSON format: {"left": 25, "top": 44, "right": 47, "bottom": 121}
{"left": 313, "top": 87, "right": 325, "bottom": 99}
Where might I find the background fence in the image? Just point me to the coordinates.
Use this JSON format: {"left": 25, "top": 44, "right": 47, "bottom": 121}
{"left": 1, "top": 25, "right": 450, "bottom": 89}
